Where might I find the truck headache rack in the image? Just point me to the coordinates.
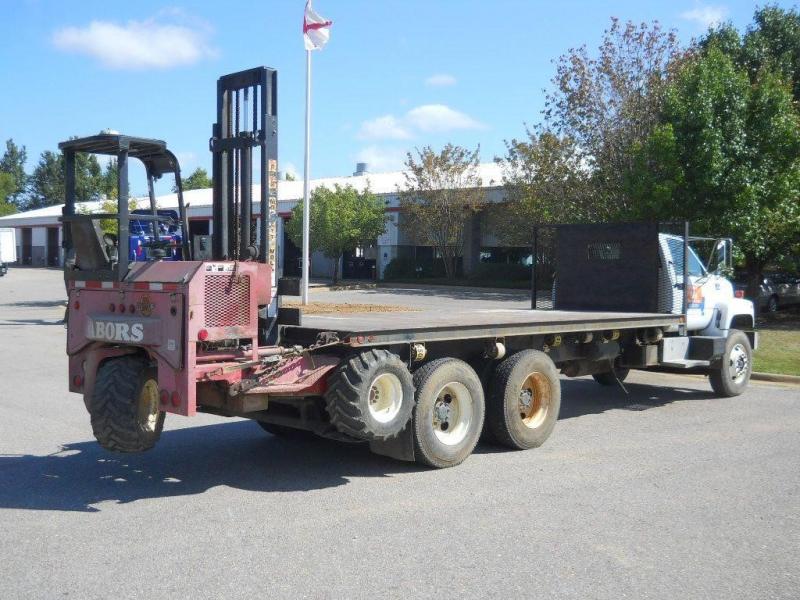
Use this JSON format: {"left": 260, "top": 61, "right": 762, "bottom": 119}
{"left": 531, "top": 222, "right": 691, "bottom": 318}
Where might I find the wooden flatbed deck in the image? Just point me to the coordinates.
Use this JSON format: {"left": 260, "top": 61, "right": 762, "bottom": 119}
{"left": 286, "top": 308, "right": 682, "bottom": 345}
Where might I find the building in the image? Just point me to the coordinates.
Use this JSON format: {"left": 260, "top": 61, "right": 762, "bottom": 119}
{"left": 0, "top": 162, "right": 519, "bottom": 279}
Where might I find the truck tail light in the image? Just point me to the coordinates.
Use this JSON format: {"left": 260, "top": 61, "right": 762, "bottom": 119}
{"left": 160, "top": 390, "right": 169, "bottom": 405}
{"left": 73, "top": 375, "right": 83, "bottom": 388}
{"left": 735, "top": 290, "right": 745, "bottom": 298}
{"left": 198, "top": 329, "right": 209, "bottom": 341}
{"left": 171, "top": 391, "right": 181, "bottom": 407}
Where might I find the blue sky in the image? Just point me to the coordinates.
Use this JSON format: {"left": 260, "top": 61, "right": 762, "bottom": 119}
{"left": 0, "top": 0, "right": 788, "bottom": 196}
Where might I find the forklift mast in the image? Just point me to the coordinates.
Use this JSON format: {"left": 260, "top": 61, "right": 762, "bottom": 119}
{"left": 210, "top": 67, "right": 279, "bottom": 266}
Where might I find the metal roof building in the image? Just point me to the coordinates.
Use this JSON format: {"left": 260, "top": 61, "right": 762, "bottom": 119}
{"left": 0, "top": 163, "right": 506, "bottom": 279}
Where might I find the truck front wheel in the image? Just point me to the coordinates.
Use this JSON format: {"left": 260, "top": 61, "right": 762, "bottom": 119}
{"left": 486, "top": 350, "right": 561, "bottom": 450}
{"left": 709, "top": 330, "right": 752, "bottom": 397}
{"left": 412, "top": 358, "right": 485, "bottom": 468}
{"left": 89, "top": 355, "right": 165, "bottom": 452}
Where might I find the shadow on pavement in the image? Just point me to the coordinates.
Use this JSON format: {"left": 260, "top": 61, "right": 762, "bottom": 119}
{"left": 1, "top": 300, "right": 66, "bottom": 308}
{"left": 557, "top": 377, "right": 715, "bottom": 420}
{"left": 0, "top": 420, "right": 421, "bottom": 513}
{"left": 0, "top": 377, "right": 716, "bottom": 513}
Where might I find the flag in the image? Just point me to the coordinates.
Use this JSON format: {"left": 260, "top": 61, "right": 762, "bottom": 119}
{"left": 303, "top": 1, "right": 332, "bottom": 50}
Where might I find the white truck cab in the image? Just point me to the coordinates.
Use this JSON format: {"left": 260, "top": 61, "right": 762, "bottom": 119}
{"left": 659, "top": 234, "right": 755, "bottom": 336}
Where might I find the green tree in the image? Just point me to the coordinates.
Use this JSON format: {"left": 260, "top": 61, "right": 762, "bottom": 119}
{"left": 100, "top": 159, "right": 119, "bottom": 200}
{"left": 285, "top": 184, "right": 387, "bottom": 283}
{"left": 400, "top": 144, "right": 485, "bottom": 279}
{"left": 544, "top": 18, "right": 684, "bottom": 216}
{"left": 0, "top": 172, "right": 18, "bottom": 216}
{"left": 26, "top": 149, "right": 103, "bottom": 210}
{"left": 179, "top": 167, "right": 212, "bottom": 191}
{"left": 628, "top": 47, "right": 800, "bottom": 297}
{"left": 0, "top": 139, "right": 27, "bottom": 207}
{"left": 494, "top": 127, "right": 594, "bottom": 244}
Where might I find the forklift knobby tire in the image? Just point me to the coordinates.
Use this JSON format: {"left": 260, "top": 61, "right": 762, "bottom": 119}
{"left": 89, "top": 355, "right": 165, "bottom": 453}
{"left": 412, "top": 358, "right": 485, "bottom": 468}
{"left": 486, "top": 350, "right": 561, "bottom": 450}
{"left": 324, "top": 349, "right": 415, "bottom": 441}
{"left": 709, "top": 329, "right": 752, "bottom": 397}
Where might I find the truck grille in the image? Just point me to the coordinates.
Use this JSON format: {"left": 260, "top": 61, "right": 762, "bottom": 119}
{"left": 204, "top": 274, "right": 251, "bottom": 327}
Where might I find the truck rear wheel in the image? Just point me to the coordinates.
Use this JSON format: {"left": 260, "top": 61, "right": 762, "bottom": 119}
{"left": 89, "top": 355, "right": 165, "bottom": 453}
{"left": 486, "top": 350, "right": 561, "bottom": 450}
{"left": 411, "top": 358, "right": 485, "bottom": 468}
{"left": 709, "top": 329, "right": 752, "bottom": 397}
{"left": 325, "top": 349, "right": 415, "bottom": 441}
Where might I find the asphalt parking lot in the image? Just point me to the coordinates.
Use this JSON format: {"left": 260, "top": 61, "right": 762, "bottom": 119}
{"left": 1, "top": 269, "right": 798, "bottom": 599}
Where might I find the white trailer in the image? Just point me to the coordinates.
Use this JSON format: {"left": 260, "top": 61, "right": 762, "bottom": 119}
{"left": 0, "top": 227, "right": 16, "bottom": 276}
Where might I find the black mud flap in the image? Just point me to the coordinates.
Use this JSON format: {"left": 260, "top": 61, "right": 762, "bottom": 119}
{"left": 369, "top": 423, "right": 415, "bottom": 462}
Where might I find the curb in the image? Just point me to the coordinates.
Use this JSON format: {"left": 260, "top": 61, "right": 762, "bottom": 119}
{"left": 751, "top": 371, "right": 800, "bottom": 384}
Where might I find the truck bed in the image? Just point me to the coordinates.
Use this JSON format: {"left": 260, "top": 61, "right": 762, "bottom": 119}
{"left": 286, "top": 308, "right": 682, "bottom": 345}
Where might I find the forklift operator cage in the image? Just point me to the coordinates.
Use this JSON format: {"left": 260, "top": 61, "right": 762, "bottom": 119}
{"left": 59, "top": 134, "right": 190, "bottom": 282}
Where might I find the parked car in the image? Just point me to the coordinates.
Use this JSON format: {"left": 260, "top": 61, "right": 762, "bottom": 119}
{"left": 733, "top": 272, "right": 800, "bottom": 312}
{"left": 768, "top": 273, "right": 800, "bottom": 308}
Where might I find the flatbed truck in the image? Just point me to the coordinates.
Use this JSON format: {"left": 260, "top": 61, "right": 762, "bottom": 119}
{"left": 61, "top": 68, "right": 757, "bottom": 469}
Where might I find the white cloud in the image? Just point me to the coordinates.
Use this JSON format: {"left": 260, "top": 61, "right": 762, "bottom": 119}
{"left": 680, "top": 4, "right": 729, "bottom": 29}
{"left": 357, "top": 115, "right": 412, "bottom": 140}
{"left": 405, "top": 104, "right": 485, "bottom": 133}
{"left": 175, "top": 152, "right": 197, "bottom": 169}
{"left": 52, "top": 15, "right": 215, "bottom": 69}
{"left": 425, "top": 73, "right": 457, "bottom": 87}
{"left": 355, "top": 146, "right": 406, "bottom": 172}
{"left": 356, "top": 104, "right": 484, "bottom": 142}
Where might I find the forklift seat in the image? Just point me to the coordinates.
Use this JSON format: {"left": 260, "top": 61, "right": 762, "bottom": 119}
{"left": 68, "top": 218, "right": 112, "bottom": 271}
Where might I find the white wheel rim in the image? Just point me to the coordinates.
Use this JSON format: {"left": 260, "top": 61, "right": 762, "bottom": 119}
{"left": 728, "top": 343, "right": 749, "bottom": 384}
{"left": 368, "top": 373, "right": 403, "bottom": 424}
{"left": 431, "top": 382, "right": 473, "bottom": 446}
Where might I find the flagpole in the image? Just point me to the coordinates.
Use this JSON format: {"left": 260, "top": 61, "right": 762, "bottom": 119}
{"left": 301, "top": 48, "right": 312, "bottom": 305}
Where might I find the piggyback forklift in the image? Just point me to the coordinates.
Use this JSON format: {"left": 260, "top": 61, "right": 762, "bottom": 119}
{"left": 63, "top": 67, "right": 756, "bottom": 469}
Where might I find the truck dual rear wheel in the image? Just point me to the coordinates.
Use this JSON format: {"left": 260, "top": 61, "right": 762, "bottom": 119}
{"left": 325, "top": 349, "right": 415, "bottom": 441}
{"left": 709, "top": 329, "right": 752, "bottom": 397}
{"left": 486, "top": 350, "right": 561, "bottom": 450}
{"left": 411, "top": 358, "right": 485, "bottom": 468}
{"left": 89, "top": 355, "right": 165, "bottom": 453}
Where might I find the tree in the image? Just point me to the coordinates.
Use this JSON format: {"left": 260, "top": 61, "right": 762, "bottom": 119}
{"left": 285, "top": 184, "right": 387, "bottom": 283}
{"left": 544, "top": 18, "right": 684, "bottom": 216}
{"left": 494, "top": 127, "right": 594, "bottom": 244}
{"left": 179, "top": 167, "right": 211, "bottom": 191}
{"left": 400, "top": 144, "right": 485, "bottom": 279}
{"left": 100, "top": 159, "right": 119, "bottom": 200}
{"left": 0, "top": 139, "right": 27, "bottom": 208}
{"left": 628, "top": 46, "right": 800, "bottom": 298}
{"left": 26, "top": 149, "right": 103, "bottom": 210}
{"left": 0, "top": 172, "right": 17, "bottom": 216}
